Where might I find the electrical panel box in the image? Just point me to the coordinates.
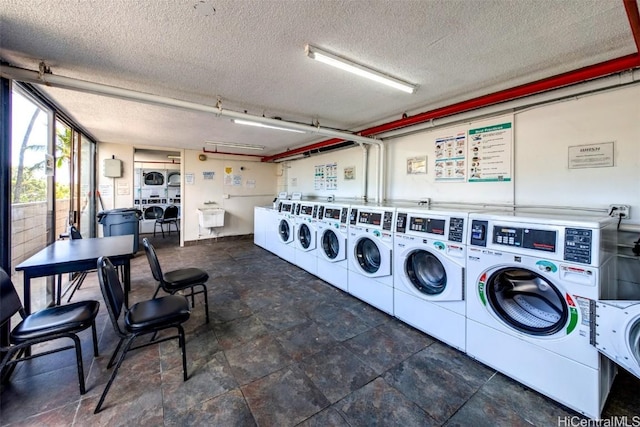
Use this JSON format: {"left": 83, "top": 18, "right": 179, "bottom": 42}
{"left": 103, "top": 158, "right": 122, "bottom": 178}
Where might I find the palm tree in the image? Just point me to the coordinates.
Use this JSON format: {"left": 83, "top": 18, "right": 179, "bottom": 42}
{"left": 12, "top": 118, "right": 73, "bottom": 203}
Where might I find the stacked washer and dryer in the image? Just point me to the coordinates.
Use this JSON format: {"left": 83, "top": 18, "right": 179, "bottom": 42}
{"left": 465, "top": 209, "right": 619, "bottom": 418}
{"left": 134, "top": 168, "right": 181, "bottom": 234}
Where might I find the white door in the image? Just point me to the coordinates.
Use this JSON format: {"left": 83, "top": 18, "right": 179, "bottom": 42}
{"left": 399, "top": 247, "right": 464, "bottom": 301}
{"left": 595, "top": 300, "right": 640, "bottom": 379}
{"left": 352, "top": 236, "right": 392, "bottom": 278}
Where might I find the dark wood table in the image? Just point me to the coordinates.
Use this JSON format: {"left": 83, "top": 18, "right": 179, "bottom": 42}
{"left": 15, "top": 235, "right": 136, "bottom": 314}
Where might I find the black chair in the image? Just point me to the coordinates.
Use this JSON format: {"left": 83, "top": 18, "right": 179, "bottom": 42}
{"left": 0, "top": 267, "right": 99, "bottom": 395}
{"left": 154, "top": 205, "right": 179, "bottom": 237}
{"left": 57, "top": 226, "right": 90, "bottom": 304}
{"left": 142, "top": 237, "right": 209, "bottom": 323}
{"left": 95, "top": 256, "right": 191, "bottom": 413}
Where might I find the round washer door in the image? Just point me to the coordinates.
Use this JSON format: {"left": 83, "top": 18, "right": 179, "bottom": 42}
{"left": 279, "top": 219, "right": 291, "bottom": 242}
{"left": 405, "top": 250, "right": 447, "bottom": 295}
{"left": 298, "top": 224, "right": 311, "bottom": 249}
{"left": 485, "top": 267, "right": 568, "bottom": 336}
{"left": 629, "top": 318, "right": 640, "bottom": 367}
{"left": 322, "top": 229, "right": 340, "bottom": 259}
{"left": 355, "top": 237, "right": 381, "bottom": 274}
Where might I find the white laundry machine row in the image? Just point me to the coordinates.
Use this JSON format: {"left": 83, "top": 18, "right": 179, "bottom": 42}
{"left": 294, "top": 201, "right": 319, "bottom": 275}
{"left": 348, "top": 205, "right": 396, "bottom": 315}
{"left": 465, "top": 210, "right": 618, "bottom": 419}
{"left": 393, "top": 207, "right": 468, "bottom": 351}
{"left": 316, "top": 202, "right": 351, "bottom": 292}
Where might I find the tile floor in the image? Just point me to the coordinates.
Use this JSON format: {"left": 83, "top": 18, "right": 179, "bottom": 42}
{"left": 1, "top": 235, "right": 639, "bottom": 426}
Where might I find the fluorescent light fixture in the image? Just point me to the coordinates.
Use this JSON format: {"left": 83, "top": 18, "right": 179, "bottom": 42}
{"left": 273, "top": 153, "right": 306, "bottom": 163}
{"left": 205, "top": 141, "right": 265, "bottom": 150}
{"left": 305, "top": 44, "right": 417, "bottom": 94}
{"left": 232, "top": 119, "right": 306, "bottom": 134}
{"left": 167, "top": 155, "right": 180, "bottom": 159}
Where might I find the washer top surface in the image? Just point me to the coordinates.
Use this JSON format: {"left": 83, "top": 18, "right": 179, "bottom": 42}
{"left": 470, "top": 209, "right": 615, "bottom": 229}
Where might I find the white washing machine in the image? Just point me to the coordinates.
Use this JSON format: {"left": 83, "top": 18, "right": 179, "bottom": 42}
{"left": 274, "top": 200, "right": 296, "bottom": 264}
{"left": 393, "top": 207, "right": 468, "bottom": 351}
{"left": 294, "top": 201, "right": 319, "bottom": 275}
{"left": 465, "top": 210, "right": 618, "bottom": 419}
{"left": 316, "top": 202, "right": 351, "bottom": 292}
{"left": 348, "top": 205, "right": 396, "bottom": 315}
{"left": 253, "top": 206, "right": 269, "bottom": 249}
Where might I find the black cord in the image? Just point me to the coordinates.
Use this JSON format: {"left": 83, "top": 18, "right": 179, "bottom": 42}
{"left": 617, "top": 214, "right": 622, "bottom": 230}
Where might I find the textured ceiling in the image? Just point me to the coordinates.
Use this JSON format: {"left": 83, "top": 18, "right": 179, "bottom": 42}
{"left": 0, "top": 0, "right": 637, "bottom": 157}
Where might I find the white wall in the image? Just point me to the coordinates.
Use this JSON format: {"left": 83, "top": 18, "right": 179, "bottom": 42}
{"left": 97, "top": 143, "right": 277, "bottom": 242}
{"left": 182, "top": 150, "right": 277, "bottom": 242}
{"left": 97, "top": 142, "right": 134, "bottom": 213}
{"left": 284, "top": 83, "right": 640, "bottom": 229}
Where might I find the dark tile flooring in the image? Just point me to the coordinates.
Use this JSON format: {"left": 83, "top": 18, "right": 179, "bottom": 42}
{"left": 1, "top": 235, "right": 639, "bottom": 426}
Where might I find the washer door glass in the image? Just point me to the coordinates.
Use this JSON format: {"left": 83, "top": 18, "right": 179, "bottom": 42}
{"left": 356, "top": 238, "right": 381, "bottom": 274}
{"left": 406, "top": 250, "right": 446, "bottom": 295}
{"left": 298, "top": 224, "right": 311, "bottom": 249}
{"left": 279, "top": 220, "right": 290, "bottom": 242}
{"left": 322, "top": 229, "right": 340, "bottom": 259}
{"left": 486, "top": 268, "right": 568, "bottom": 335}
{"left": 144, "top": 206, "right": 164, "bottom": 220}
{"left": 629, "top": 318, "right": 640, "bottom": 367}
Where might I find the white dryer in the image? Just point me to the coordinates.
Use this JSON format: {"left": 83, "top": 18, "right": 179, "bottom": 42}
{"left": 316, "top": 203, "right": 350, "bottom": 292}
{"left": 294, "top": 201, "right": 319, "bottom": 275}
{"left": 348, "top": 205, "right": 395, "bottom": 315}
{"left": 393, "top": 207, "right": 468, "bottom": 351}
{"left": 274, "top": 200, "right": 296, "bottom": 263}
{"left": 465, "top": 210, "right": 618, "bottom": 419}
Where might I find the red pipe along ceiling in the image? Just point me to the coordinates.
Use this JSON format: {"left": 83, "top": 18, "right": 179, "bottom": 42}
{"left": 262, "top": 0, "right": 640, "bottom": 163}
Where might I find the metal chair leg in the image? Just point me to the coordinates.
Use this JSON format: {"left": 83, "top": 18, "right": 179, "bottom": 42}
{"left": 71, "top": 334, "right": 87, "bottom": 395}
{"left": 95, "top": 336, "right": 136, "bottom": 413}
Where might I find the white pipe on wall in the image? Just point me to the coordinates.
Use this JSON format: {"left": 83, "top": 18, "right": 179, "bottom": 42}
{"left": 0, "top": 64, "right": 381, "bottom": 147}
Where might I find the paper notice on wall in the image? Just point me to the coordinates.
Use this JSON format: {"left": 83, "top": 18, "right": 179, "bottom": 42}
{"left": 568, "top": 142, "right": 614, "bottom": 169}
{"left": 468, "top": 122, "right": 512, "bottom": 182}
{"left": 116, "top": 181, "right": 130, "bottom": 195}
{"left": 224, "top": 167, "right": 233, "bottom": 185}
{"left": 98, "top": 184, "right": 112, "bottom": 197}
{"left": 434, "top": 132, "right": 466, "bottom": 182}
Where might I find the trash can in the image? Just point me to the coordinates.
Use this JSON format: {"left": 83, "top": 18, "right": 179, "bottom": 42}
{"left": 97, "top": 208, "right": 142, "bottom": 253}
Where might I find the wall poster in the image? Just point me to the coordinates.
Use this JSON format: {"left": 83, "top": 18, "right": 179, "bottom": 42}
{"left": 468, "top": 122, "right": 512, "bottom": 182}
{"left": 407, "top": 156, "right": 427, "bottom": 174}
{"left": 434, "top": 132, "right": 466, "bottom": 182}
{"left": 315, "top": 163, "right": 338, "bottom": 190}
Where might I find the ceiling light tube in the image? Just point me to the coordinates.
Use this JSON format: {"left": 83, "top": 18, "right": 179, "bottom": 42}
{"left": 273, "top": 153, "right": 306, "bottom": 163}
{"left": 232, "top": 119, "right": 306, "bottom": 133}
{"left": 205, "top": 141, "right": 265, "bottom": 150}
{"left": 305, "top": 44, "right": 417, "bottom": 94}
{"left": 167, "top": 155, "right": 181, "bottom": 159}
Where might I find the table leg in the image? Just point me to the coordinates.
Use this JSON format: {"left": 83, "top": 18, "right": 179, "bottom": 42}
{"left": 23, "top": 275, "right": 32, "bottom": 315}
{"left": 23, "top": 274, "right": 31, "bottom": 357}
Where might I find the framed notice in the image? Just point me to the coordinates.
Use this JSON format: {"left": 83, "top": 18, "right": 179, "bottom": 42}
{"left": 407, "top": 156, "right": 427, "bottom": 174}
{"left": 568, "top": 142, "right": 614, "bottom": 169}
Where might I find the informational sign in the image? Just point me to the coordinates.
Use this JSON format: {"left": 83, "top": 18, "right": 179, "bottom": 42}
{"left": 468, "top": 122, "right": 512, "bottom": 182}
{"left": 344, "top": 166, "right": 355, "bottom": 180}
{"left": 185, "top": 173, "right": 195, "bottom": 185}
{"left": 202, "top": 171, "right": 215, "bottom": 180}
{"left": 407, "top": 156, "right": 427, "bottom": 174}
{"left": 434, "top": 132, "right": 466, "bottom": 182}
{"left": 315, "top": 163, "right": 338, "bottom": 190}
{"left": 568, "top": 142, "right": 614, "bottom": 169}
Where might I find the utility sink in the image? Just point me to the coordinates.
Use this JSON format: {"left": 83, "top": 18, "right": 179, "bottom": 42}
{"left": 197, "top": 207, "right": 225, "bottom": 228}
